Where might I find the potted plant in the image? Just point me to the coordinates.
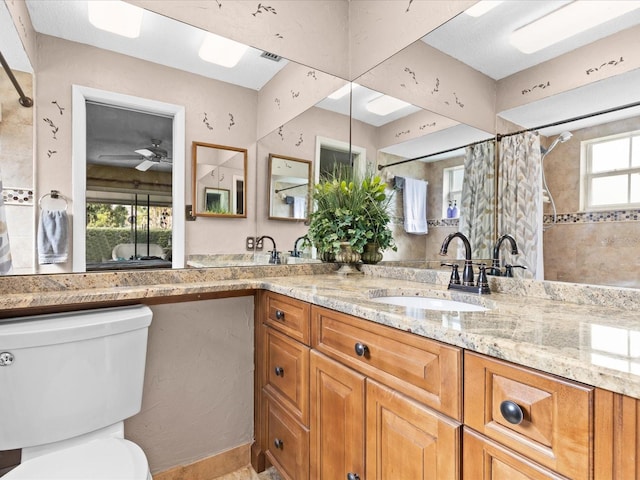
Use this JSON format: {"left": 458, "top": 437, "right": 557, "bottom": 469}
{"left": 307, "top": 168, "right": 395, "bottom": 266}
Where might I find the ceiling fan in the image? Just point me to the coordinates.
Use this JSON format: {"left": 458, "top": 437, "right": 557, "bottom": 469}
{"left": 98, "top": 139, "right": 172, "bottom": 172}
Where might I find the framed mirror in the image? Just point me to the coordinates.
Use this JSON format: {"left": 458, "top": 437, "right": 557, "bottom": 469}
{"left": 192, "top": 142, "right": 247, "bottom": 218}
{"left": 267, "top": 154, "right": 311, "bottom": 221}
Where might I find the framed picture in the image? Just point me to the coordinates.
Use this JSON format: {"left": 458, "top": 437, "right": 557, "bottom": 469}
{"left": 204, "top": 188, "right": 230, "bottom": 214}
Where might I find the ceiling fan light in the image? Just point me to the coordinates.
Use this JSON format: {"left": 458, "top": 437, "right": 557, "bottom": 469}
{"left": 135, "top": 159, "right": 157, "bottom": 172}
{"left": 198, "top": 33, "right": 249, "bottom": 68}
{"left": 510, "top": 0, "right": 640, "bottom": 54}
{"left": 135, "top": 148, "right": 154, "bottom": 157}
{"left": 88, "top": 1, "right": 144, "bottom": 39}
{"left": 366, "top": 95, "right": 410, "bottom": 116}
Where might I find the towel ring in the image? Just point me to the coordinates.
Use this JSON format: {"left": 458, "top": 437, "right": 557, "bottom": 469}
{"left": 38, "top": 190, "right": 69, "bottom": 211}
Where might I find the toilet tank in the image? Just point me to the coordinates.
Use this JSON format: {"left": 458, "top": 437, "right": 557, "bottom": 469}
{"left": 0, "top": 305, "right": 152, "bottom": 450}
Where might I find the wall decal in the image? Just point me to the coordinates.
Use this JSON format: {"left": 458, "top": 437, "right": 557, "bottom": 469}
{"left": 395, "top": 130, "right": 411, "bottom": 138}
{"left": 521, "top": 81, "right": 551, "bottom": 96}
{"left": 274, "top": 98, "right": 281, "bottom": 109}
{"left": 295, "top": 133, "right": 303, "bottom": 147}
{"left": 586, "top": 57, "right": 624, "bottom": 75}
{"left": 419, "top": 122, "right": 436, "bottom": 130}
{"left": 454, "top": 93, "right": 464, "bottom": 108}
{"left": 275, "top": 33, "right": 283, "bottom": 39}
{"left": 431, "top": 78, "right": 440, "bottom": 94}
{"left": 278, "top": 126, "right": 284, "bottom": 141}
{"left": 43, "top": 118, "right": 59, "bottom": 140}
{"left": 203, "top": 112, "right": 213, "bottom": 130}
{"left": 404, "top": 67, "right": 418, "bottom": 84}
{"left": 252, "top": 3, "right": 277, "bottom": 16}
{"left": 47, "top": 150, "right": 57, "bottom": 158}
{"left": 291, "top": 90, "right": 300, "bottom": 99}
{"left": 214, "top": 0, "right": 222, "bottom": 8}
{"left": 228, "top": 113, "right": 235, "bottom": 130}
{"left": 406, "top": 0, "right": 414, "bottom": 13}
{"left": 52, "top": 100, "right": 65, "bottom": 115}
{"left": 307, "top": 70, "right": 317, "bottom": 80}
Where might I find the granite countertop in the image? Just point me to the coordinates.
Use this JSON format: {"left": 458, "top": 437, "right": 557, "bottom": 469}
{"left": 1, "top": 264, "right": 639, "bottom": 399}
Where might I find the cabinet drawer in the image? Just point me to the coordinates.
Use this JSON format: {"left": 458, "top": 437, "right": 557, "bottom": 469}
{"left": 263, "top": 393, "right": 309, "bottom": 480}
{"left": 263, "top": 326, "right": 310, "bottom": 425}
{"left": 311, "top": 305, "right": 462, "bottom": 420}
{"left": 264, "top": 291, "right": 310, "bottom": 345}
{"left": 464, "top": 352, "right": 593, "bottom": 479}
{"left": 463, "top": 429, "right": 569, "bottom": 480}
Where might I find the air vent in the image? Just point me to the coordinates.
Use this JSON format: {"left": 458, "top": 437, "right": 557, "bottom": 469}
{"left": 260, "top": 51, "right": 282, "bottom": 62}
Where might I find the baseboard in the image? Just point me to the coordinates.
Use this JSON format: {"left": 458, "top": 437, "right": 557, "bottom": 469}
{"left": 153, "top": 442, "right": 252, "bottom": 480}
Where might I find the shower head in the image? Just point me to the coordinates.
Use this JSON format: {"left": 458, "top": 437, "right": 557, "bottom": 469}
{"left": 541, "top": 131, "right": 573, "bottom": 156}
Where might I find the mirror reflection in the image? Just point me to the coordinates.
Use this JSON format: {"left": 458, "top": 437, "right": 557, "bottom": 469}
{"left": 192, "top": 142, "right": 247, "bottom": 217}
{"left": 267, "top": 154, "right": 311, "bottom": 221}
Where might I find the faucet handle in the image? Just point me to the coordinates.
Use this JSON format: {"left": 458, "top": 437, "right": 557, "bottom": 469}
{"left": 504, "top": 264, "right": 526, "bottom": 277}
{"left": 475, "top": 263, "right": 489, "bottom": 288}
{"left": 441, "top": 263, "right": 461, "bottom": 285}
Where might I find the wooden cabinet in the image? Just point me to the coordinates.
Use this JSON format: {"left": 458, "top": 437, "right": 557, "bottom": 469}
{"left": 310, "top": 309, "right": 462, "bottom": 480}
{"left": 464, "top": 352, "right": 593, "bottom": 479}
{"left": 258, "top": 292, "right": 311, "bottom": 480}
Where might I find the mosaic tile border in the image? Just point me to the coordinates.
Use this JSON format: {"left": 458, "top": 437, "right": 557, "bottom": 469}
{"left": 2, "top": 187, "right": 34, "bottom": 206}
{"left": 545, "top": 209, "right": 640, "bottom": 224}
{"left": 390, "top": 217, "right": 459, "bottom": 228}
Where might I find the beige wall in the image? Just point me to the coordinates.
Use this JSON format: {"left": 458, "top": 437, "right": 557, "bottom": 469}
{"left": 542, "top": 116, "right": 640, "bottom": 287}
{"left": 125, "top": 296, "right": 255, "bottom": 474}
{"left": 0, "top": 69, "right": 34, "bottom": 275}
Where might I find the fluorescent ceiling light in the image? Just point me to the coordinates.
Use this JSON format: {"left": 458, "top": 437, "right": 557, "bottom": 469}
{"left": 199, "top": 33, "right": 249, "bottom": 68}
{"left": 510, "top": 0, "right": 640, "bottom": 54}
{"left": 366, "top": 95, "right": 410, "bottom": 116}
{"left": 328, "top": 83, "right": 351, "bottom": 100}
{"left": 464, "top": 1, "right": 503, "bottom": 17}
{"left": 88, "top": 1, "right": 144, "bottom": 38}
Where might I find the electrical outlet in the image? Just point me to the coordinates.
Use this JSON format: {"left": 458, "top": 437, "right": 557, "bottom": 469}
{"left": 256, "top": 237, "right": 264, "bottom": 250}
{"left": 185, "top": 205, "right": 196, "bottom": 221}
{"left": 246, "top": 237, "right": 255, "bottom": 250}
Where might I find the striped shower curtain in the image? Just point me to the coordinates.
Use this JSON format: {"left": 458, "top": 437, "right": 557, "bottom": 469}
{"left": 498, "top": 132, "right": 543, "bottom": 280}
{"left": 0, "top": 174, "right": 13, "bottom": 274}
{"left": 459, "top": 140, "right": 495, "bottom": 260}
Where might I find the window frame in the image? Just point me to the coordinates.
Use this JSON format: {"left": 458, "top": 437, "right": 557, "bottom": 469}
{"left": 581, "top": 129, "right": 640, "bottom": 211}
{"left": 442, "top": 165, "right": 464, "bottom": 218}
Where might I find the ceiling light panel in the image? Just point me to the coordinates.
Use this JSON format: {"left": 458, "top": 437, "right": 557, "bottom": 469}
{"left": 88, "top": 0, "right": 144, "bottom": 38}
{"left": 198, "top": 33, "right": 249, "bottom": 68}
{"left": 510, "top": 0, "right": 640, "bottom": 54}
{"left": 366, "top": 95, "right": 411, "bottom": 116}
{"left": 464, "top": 1, "right": 504, "bottom": 17}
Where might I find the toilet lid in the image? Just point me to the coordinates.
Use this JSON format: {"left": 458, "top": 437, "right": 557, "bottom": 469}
{"left": 4, "top": 439, "right": 150, "bottom": 479}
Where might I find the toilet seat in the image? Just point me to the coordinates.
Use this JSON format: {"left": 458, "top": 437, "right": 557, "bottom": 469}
{"left": 4, "top": 438, "right": 150, "bottom": 479}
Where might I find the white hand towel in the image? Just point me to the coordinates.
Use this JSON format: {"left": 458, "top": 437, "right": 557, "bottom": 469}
{"left": 403, "top": 177, "right": 428, "bottom": 234}
{"left": 38, "top": 209, "right": 69, "bottom": 264}
{"left": 293, "top": 197, "right": 307, "bottom": 219}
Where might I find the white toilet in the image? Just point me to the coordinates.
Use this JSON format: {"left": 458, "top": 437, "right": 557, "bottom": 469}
{"left": 0, "top": 305, "right": 153, "bottom": 479}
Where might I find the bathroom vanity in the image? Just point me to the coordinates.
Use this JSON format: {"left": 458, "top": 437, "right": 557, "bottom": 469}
{"left": 0, "top": 265, "right": 638, "bottom": 478}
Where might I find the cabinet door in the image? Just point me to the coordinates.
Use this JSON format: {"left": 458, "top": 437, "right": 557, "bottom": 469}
{"left": 310, "top": 350, "right": 365, "bottom": 480}
{"left": 366, "top": 380, "right": 461, "bottom": 480}
{"left": 463, "top": 429, "right": 569, "bottom": 480}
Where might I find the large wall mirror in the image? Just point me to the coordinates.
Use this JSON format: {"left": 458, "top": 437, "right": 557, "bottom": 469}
{"left": 267, "top": 154, "right": 311, "bottom": 221}
{"left": 192, "top": 142, "right": 247, "bottom": 218}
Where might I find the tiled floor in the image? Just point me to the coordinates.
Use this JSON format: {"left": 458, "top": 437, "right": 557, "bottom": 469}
{"left": 214, "top": 466, "right": 282, "bottom": 480}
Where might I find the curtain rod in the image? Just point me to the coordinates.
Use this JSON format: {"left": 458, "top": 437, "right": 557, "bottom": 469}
{"left": 377, "top": 137, "right": 494, "bottom": 171}
{"left": 496, "top": 100, "right": 640, "bottom": 140}
{"left": 0, "top": 50, "right": 33, "bottom": 108}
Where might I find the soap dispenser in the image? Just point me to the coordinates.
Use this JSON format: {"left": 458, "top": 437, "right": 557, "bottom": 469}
{"left": 446, "top": 201, "right": 453, "bottom": 219}
{"left": 452, "top": 200, "right": 458, "bottom": 218}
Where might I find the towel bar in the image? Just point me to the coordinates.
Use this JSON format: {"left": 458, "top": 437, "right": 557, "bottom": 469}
{"left": 38, "top": 190, "right": 69, "bottom": 211}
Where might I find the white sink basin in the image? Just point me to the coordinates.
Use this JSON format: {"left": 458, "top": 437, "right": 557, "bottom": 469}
{"left": 371, "top": 296, "right": 488, "bottom": 312}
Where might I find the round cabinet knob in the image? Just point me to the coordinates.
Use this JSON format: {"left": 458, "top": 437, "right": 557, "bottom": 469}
{"left": 347, "top": 473, "right": 361, "bottom": 480}
{"left": 274, "top": 438, "right": 284, "bottom": 449}
{"left": 274, "top": 366, "right": 284, "bottom": 377}
{"left": 354, "top": 342, "right": 369, "bottom": 357}
{"left": 500, "top": 400, "right": 524, "bottom": 425}
{"left": 275, "top": 310, "right": 285, "bottom": 320}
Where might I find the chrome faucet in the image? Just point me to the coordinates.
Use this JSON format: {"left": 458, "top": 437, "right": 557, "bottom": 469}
{"left": 488, "top": 234, "right": 519, "bottom": 276}
{"left": 257, "top": 235, "right": 281, "bottom": 264}
{"left": 440, "top": 232, "right": 490, "bottom": 294}
{"left": 289, "top": 236, "right": 307, "bottom": 258}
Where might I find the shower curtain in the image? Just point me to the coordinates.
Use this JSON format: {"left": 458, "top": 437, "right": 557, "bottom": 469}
{"left": 498, "top": 132, "right": 543, "bottom": 280}
{"left": 0, "top": 172, "right": 13, "bottom": 274}
{"left": 459, "top": 140, "right": 495, "bottom": 260}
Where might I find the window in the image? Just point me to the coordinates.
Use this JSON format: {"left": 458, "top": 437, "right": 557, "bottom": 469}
{"left": 582, "top": 130, "right": 640, "bottom": 210}
{"left": 442, "top": 165, "right": 464, "bottom": 218}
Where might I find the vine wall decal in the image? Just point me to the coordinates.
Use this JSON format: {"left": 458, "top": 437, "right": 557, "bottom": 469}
{"left": 252, "top": 3, "right": 277, "bottom": 17}
{"left": 453, "top": 93, "right": 464, "bottom": 108}
{"left": 307, "top": 70, "right": 317, "bottom": 80}
{"left": 431, "top": 78, "right": 440, "bottom": 94}
{"left": 42, "top": 118, "right": 59, "bottom": 140}
{"left": 521, "top": 81, "right": 551, "bottom": 95}
{"left": 52, "top": 100, "right": 65, "bottom": 115}
{"left": 395, "top": 130, "right": 411, "bottom": 138}
{"left": 203, "top": 112, "right": 214, "bottom": 130}
{"left": 274, "top": 33, "right": 283, "bottom": 39}
{"left": 274, "top": 98, "right": 281, "bottom": 109}
{"left": 406, "top": 0, "right": 414, "bottom": 13}
{"left": 47, "top": 150, "right": 57, "bottom": 158}
{"left": 228, "top": 113, "right": 235, "bottom": 130}
{"left": 291, "top": 90, "right": 300, "bottom": 99}
{"left": 586, "top": 57, "right": 624, "bottom": 75}
{"left": 419, "top": 122, "right": 436, "bottom": 130}
{"left": 278, "top": 126, "right": 284, "bottom": 141}
{"left": 404, "top": 67, "right": 418, "bottom": 84}
{"left": 295, "top": 133, "right": 303, "bottom": 147}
